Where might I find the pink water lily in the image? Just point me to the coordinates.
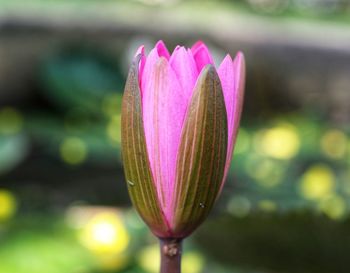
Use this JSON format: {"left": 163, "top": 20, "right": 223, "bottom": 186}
{"left": 121, "top": 40, "right": 245, "bottom": 239}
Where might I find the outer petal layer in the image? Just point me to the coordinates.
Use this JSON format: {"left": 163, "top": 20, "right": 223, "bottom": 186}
{"left": 121, "top": 55, "right": 171, "bottom": 237}
{"left": 142, "top": 57, "right": 187, "bottom": 222}
{"left": 171, "top": 65, "right": 228, "bottom": 237}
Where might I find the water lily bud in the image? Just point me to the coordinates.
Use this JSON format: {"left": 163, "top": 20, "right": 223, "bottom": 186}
{"left": 121, "top": 41, "right": 245, "bottom": 238}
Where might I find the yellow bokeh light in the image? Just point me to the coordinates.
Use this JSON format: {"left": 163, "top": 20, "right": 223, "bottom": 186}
{"left": 255, "top": 124, "right": 300, "bottom": 160}
{"left": 137, "top": 244, "right": 159, "bottom": 273}
{"left": 182, "top": 252, "right": 205, "bottom": 273}
{"left": 246, "top": 158, "right": 284, "bottom": 188}
{"left": 60, "top": 137, "right": 87, "bottom": 165}
{"left": 80, "top": 212, "right": 130, "bottom": 255}
{"left": 138, "top": 244, "right": 204, "bottom": 273}
{"left": 299, "top": 164, "right": 335, "bottom": 200}
{"left": 320, "top": 129, "right": 347, "bottom": 160}
{"left": 66, "top": 206, "right": 131, "bottom": 270}
{"left": 258, "top": 200, "right": 277, "bottom": 212}
{"left": 98, "top": 253, "right": 130, "bottom": 271}
{"left": 0, "top": 189, "right": 17, "bottom": 221}
{"left": 319, "top": 195, "right": 346, "bottom": 220}
{"left": 106, "top": 115, "right": 121, "bottom": 145}
{"left": 0, "top": 107, "right": 23, "bottom": 135}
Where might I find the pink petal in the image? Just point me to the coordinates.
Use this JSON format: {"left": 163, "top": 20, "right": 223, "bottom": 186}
{"left": 142, "top": 57, "right": 188, "bottom": 223}
{"left": 169, "top": 46, "right": 198, "bottom": 101}
{"left": 141, "top": 48, "right": 159, "bottom": 98}
{"left": 191, "top": 41, "right": 214, "bottom": 72}
{"left": 218, "top": 52, "right": 245, "bottom": 188}
{"left": 156, "top": 40, "right": 170, "bottom": 60}
{"left": 232, "top": 52, "right": 246, "bottom": 144}
{"left": 135, "top": 45, "right": 146, "bottom": 85}
{"left": 218, "top": 54, "right": 235, "bottom": 140}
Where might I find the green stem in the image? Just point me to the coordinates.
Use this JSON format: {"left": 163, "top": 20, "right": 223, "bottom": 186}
{"left": 160, "top": 238, "right": 182, "bottom": 273}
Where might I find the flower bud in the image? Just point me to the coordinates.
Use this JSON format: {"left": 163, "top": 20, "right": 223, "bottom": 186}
{"left": 121, "top": 41, "right": 245, "bottom": 238}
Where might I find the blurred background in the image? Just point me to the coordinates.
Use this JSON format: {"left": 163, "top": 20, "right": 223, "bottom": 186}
{"left": 1, "top": 0, "right": 350, "bottom": 272}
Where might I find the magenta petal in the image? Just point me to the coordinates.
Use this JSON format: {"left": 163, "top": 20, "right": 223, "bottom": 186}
{"left": 191, "top": 41, "right": 214, "bottom": 72}
{"left": 191, "top": 40, "right": 205, "bottom": 53}
{"left": 169, "top": 46, "right": 198, "bottom": 101}
{"left": 142, "top": 57, "right": 188, "bottom": 223}
{"left": 156, "top": 40, "right": 171, "bottom": 60}
{"left": 218, "top": 52, "right": 245, "bottom": 186}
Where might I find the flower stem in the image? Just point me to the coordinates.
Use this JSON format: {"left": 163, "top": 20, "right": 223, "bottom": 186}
{"left": 160, "top": 238, "right": 182, "bottom": 273}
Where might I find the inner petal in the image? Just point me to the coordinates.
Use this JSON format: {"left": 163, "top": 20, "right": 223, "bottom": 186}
{"left": 155, "top": 40, "right": 171, "bottom": 60}
{"left": 218, "top": 52, "right": 245, "bottom": 185}
{"left": 141, "top": 48, "right": 160, "bottom": 98}
{"left": 142, "top": 57, "right": 188, "bottom": 222}
{"left": 191, "top": 41, "right": 214, "bottom": 72}
{"left": 218, "top": 54, "right": 235, "bottom": 142}
{"left": 169, "top": 46, "right": 199, "bottom": 101}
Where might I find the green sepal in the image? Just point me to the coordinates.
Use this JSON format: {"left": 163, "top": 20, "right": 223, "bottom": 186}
{"left": 121, "top": 55, "right": 170, "bottom": 237}
{"left": 172, "top": 65, "right": 228, "bottom": 237}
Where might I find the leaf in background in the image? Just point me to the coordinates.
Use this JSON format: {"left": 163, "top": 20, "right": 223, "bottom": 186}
{"left": 40, "top": 47, "right": 124, "bottom": 115}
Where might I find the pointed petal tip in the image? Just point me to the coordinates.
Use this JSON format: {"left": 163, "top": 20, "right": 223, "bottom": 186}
{"left": 170, "top": 45, "right": 186, "bottom": 57}
{"left": 234, "top": 51, "right": 246, "bottom": 80}
{"left": 237, "top": 51, "right": 244, "bottom": 57}
{"left": 191, "top": 40, "right": 205, "bottom": 51}
{"left": 131, "top": 54, "right": 142, "bottom": 70}
{"left": 196, "top": 64, "right": 222, "bottom": 98}
{"left": 155, "top": 40, "right": 170, "bottom": 59}
{"left": 172, "top": 45, "right": 181, "bottom": 53}
{"left": 191, "top": 41, "right": 211, "bottom": 55}
{"left": 219, "top": 54, "right": 233, "bottom": 68}
{"left": 134, "top": 45, "right": 145, "bottom": 57}
{"left": 224, "top": 53, "right": 233, "bottom": 62}
{"left": 201, "top": 63, "right": 218, "bottom": 76}
{"left": 235, "top": 51, "right": 245, "bottom": 64}
{"left": 156, "top": 40, "right": 165, "bottom": 46}
{"left": 191, "top": 41, "right": 214, "bottom": 72}
{"left": 170, "top": 46, "right": 190, "bottom": 63}
{"left": 219, "top": 52, "right": 244, "bottom": 68}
